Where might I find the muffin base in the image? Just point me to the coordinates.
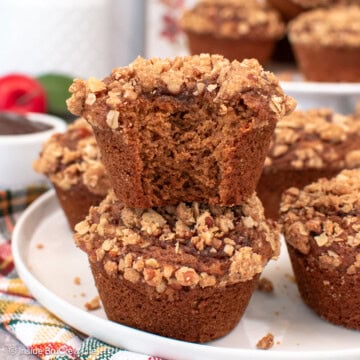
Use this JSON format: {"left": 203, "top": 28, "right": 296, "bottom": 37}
{"left": 257, "top": 168, "right": 339, "bottom": 219}
{"left": 54, "top": 183, "right": 105, "bottom": 230}
{"left": 292, "top": 43, "right": 360, "bottom": 82}
{"left": 90, "top": 261, "right": 259, "bottom": 343}
{"left": 185, "top": 32, "right": 276, "bottom": 64}
{"left": 287, "top": 244, "right": 360, "bottom": 330}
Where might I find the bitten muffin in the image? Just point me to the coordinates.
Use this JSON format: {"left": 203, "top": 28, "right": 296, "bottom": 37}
{"left": 180, "top": 0, "right": 285, "bottom": 64}
{"left": 288, "top": 5, "right": 360, "bottom": 82}
{"left": 280, "top": 170, "right": 360, "bottom": 330}
{"left": 67, "top": 55, "right": 295, "bottom": 208}
{"left": 257, "top": 109, "right": 360, "bottom": 219}
{"left": 74, "top": 190, "right": 280, "bottom": 342}
{"left": 33, "top": 118, "right": 110, "bottom": 229}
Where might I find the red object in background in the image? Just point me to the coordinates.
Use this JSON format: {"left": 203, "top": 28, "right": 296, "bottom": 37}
{"left": 0, "top": 74, "right": 47, "bottom": 113}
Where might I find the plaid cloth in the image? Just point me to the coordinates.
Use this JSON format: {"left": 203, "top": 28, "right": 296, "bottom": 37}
{"left": 0, "top": 187, "right": 165, "bottom": 360}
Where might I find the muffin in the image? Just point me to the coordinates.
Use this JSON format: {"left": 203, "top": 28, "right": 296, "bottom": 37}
{"left": 280, "top": 170, "right": 360, "bottom": 330}
{"left": 67, "top": 55, "right": 295, "bottom": 208}
{"left": 257, "top": 109, "right": 360, "bottom": 219}
{"left": 288, "top": 5, "right": 360, "bottom": 82}
{"left": 33, "top": 118, "right": 110, "bottom": 229}
{"left": 74, "top": 190, "right": 280, "bottom": 342}
{"left": 267, "top": 0, "right": 352, "bottom": 21}
{"left": 179, "top": 0, "right": 285, "bottom": 64}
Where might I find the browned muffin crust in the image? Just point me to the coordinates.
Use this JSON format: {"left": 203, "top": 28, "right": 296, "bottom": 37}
{"left": 75, "top": 190, "right": 280, "bottom": 291}
{"left": 280, "top": 170, "right": 360, "bottom": 330}
{"left": 257, "top": 109, "right": 360, "bottom": 219}
{"left": 180, "top": 0, "right": 285, "bottom": 40}
{"left": 53, "top": 182, "right": 106, "bottom": 230}
{"left": 67, "top": 55, "right": 295, "bottom": 208}
{"left": 33, "top": 118, "right": 109, "bottom": 195}
{"left": 90, "top": 260, "right": 259, "bottom": 342}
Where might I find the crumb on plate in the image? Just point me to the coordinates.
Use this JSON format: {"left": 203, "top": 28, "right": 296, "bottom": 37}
{"left": 285, "top": 273, "right": 296, "bottom": 283}
{"left": 257, "top": 277, "right": 274, "bottom": 292}
{"left": 256, "top": 333, "right": 274, "bottom": 350}
{"left": 85, "top": 296, "right": 101, "bottom": 311}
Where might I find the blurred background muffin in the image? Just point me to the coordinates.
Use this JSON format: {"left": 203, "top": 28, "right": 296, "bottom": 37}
{"left": 257, "top": 108, "right": 360, "bottom": 219}
{"left": 180, "top": 0, "right": 285, "bottom": 64}
{"left": 268, "top": 0, "right": 353, "bottom": 21}
{"left": 288, "top": 5, "right": 360, "bottom": 82}
{"left": 33, "top": 118, "right": 110, "bottom": 229}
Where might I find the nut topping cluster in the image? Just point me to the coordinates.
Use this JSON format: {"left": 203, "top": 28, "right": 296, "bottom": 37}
{"left": 67, "top": 54, "right": 296, "bottom": 129}
{"left": 281, "top": 170, "right": 360, "bottom": 275}
{"left": 33, "top": 118, "right": 110, "bottom": 194}
{"left": 264, "top": 109, "right": 360, "bottom": 170}
{"left": 75, "top": 190, "right": 280, "bottom": 292}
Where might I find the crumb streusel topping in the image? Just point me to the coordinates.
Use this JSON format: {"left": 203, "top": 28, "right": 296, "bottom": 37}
{"left": 180, "top": 0, "right": 284, "bottom": 39}
{"left": 67, "top": 55, "right": 296, "bottom": 130}
{"left": 289, "top": 5, "right": 360, "bottom": 47}
{"left": 281, "top": 170, "right": 360, "bottom": 275}
{"left": 33, "top": 118, "right": 110, "bottom": 194}
{"left": 74, "top": 190, "right": 280, "bottom": 293}
{"left": 264, "top": 109, "right": 360, "bottom": 171}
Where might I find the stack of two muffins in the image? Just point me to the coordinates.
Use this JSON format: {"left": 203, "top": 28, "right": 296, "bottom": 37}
{"left": 67, "top": 54, "right": 295, "bottom": 342}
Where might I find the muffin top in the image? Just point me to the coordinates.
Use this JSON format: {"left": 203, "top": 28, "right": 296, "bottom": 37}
{"left": 289, "top": 5, "right": 360, "bottom": 47}
{"left": 67, "top": 55, "right": 296, "bottom": 130}
{"left": 280, "top": 169, "right": 360, "bottom": 275}
{"left": 74, "top": 190, "right": 279, "bottom": 293}
{"left": 180, "top": 0, "right": 285, "bottom": 39}
{"left": 263, "top": 109, "right": 360, "bottom": 171}
{"left": 33, "top": 118, "right": 110, "bottom": 194}
{"left": 291, "top": 0, "right": 356, "bottom": 8}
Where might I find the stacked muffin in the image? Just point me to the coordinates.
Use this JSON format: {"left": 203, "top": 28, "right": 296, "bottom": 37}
{"left": 67, "top": 54, "right": 295, "bottom": 342}
{"left": 33, "top": 118, "right": 110, "bottom": 229}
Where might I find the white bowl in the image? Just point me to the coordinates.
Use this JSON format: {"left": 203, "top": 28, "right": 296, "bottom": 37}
{"left": 0, "top": 112, "right": 67, "bottom": 190}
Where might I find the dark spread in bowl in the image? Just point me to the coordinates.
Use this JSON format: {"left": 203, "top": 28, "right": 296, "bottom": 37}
{"left": 0, "top": 112, "right": 53, "bottom": 135}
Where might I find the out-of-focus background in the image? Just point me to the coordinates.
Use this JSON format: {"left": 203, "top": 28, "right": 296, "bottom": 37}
{"left": 0, "top": 0, "right": 359, "bottom": 119}
{"left": 0, "top": 0, "right": 145, "bottom": 78}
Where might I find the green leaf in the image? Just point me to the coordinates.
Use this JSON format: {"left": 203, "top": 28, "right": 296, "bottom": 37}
{"left": 37, "top": 73, "right": 73, "bottom": 117}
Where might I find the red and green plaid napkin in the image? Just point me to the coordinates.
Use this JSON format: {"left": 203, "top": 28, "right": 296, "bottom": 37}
{"left": 0, "top": 187, "right": 165, "bottom": 360}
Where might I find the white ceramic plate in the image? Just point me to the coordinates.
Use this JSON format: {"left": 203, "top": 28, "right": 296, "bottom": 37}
{"left": 12, "top": 191, "right": 360, "bottom": 360}
{"left": 279, "top": 80, "right": 360, "bottom": 114}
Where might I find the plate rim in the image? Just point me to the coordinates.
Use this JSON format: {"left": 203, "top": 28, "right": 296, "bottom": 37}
{"left": 280, "top": 80, "right": 360, "bottom": 95}
{"left": 12, "top": 190, "right": 360, "bottom": 360}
